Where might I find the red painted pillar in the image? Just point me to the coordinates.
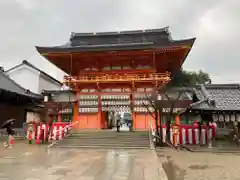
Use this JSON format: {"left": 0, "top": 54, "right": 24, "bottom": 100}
{"left": 72, "top": 92, "right": 79, "bottom": 129}
{"left": 98, "top": 91, "right": 104, "bottom": 129}
{"left": 130, "top": 92, "right": 136, "bottom": 129}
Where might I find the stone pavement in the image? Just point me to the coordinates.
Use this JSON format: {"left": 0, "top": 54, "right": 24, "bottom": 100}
{"left": 0, "top": 143, "right": 166, "bottom": 180}
{"left": 157, "top": 148, "right": 240, "bottom": 180}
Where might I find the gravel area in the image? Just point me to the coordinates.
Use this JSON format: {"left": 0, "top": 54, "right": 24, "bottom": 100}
{"left": 157, "top": 149, "right": 240, "bottom": 180}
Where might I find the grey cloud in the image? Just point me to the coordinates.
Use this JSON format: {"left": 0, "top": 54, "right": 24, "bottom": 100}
{"left": 0, "top": 0, "right": 239, "bottom": 83}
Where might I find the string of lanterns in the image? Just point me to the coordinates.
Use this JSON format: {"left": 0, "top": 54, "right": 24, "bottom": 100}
{"left": 102, "top": 106, "right": 131, "bottom": 112}
{"left": 78, "top": 93, "right": 155, "bottom": 113}
{"left": 79, "top": 108, "right": 98, "bottom": 113}
{"left": 58, "top": 108, "right": 73, "bottom": 114}
{"left": 212, "top": 114, "right": 240, "bottom": 122}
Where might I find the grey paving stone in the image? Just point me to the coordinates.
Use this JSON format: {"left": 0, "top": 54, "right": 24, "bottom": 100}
{"left": 0, "top": 146, "right": 166, "bottom": 180}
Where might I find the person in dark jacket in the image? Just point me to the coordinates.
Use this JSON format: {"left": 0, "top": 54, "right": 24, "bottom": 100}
{"left": 4, "top": 121, "right": 15, "bottom": 148}
{"left": 116, "top": 114, "right": 121, "bottom": 132}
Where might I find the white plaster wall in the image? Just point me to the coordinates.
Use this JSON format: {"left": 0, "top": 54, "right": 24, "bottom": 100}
{"left": 6, "top": 65, "right": 40, "bottom": 94}
{"left": 38, "top": 74, "right": 62, "bottom": 93}
{"left": 26, "top": 111, "right": 40, "bottom": 123}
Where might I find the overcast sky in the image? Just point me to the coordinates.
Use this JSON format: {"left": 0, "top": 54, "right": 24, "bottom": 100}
{"left": 0, "top": 0, "right": 239, "bottom": 83}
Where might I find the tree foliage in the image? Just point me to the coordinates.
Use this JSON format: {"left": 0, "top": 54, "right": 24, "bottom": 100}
{"left": 169, "top": 68, "right": 211, "bottom": 87}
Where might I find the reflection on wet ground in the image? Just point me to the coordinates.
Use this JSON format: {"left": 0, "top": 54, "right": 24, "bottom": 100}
{"left": 0, "top": 147, "right": 165, "bottom": 180}
{"left": 157, "top": 148, "right": 240, "bottom": 180}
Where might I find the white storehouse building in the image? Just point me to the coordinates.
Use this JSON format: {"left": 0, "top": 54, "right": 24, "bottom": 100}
{"left": 6, "top": 60, "right": 63, "bottom": 94}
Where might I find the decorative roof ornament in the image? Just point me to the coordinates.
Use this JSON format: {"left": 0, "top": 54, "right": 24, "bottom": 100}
{"left": 70, "top": 32, "right": 75, "bottom": 39}
{"left": 164, "top": 27, "right": 169, "bottom": 33}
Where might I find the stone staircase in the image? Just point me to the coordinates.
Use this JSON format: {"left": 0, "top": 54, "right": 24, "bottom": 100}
{"left": 53, "top": 130, "right": 150, "bottom": 149}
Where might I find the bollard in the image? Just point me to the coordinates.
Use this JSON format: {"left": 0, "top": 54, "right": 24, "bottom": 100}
{"left": 172, "top": 125, "right": 179, "bottom": 147}
{"left": 28, "top": 132, "right": 33, "bottom": 144}
{"left": 173, "top": 133, "right": 177, "bottom": 147}
{"left": 36, "top": 136, "right": 40, "bottom": 144}
{"left": 9, "top": 136, "right": 14, "bottom": 146}
{"left": 27, "top": 123, "right": 34, "bottom": 145}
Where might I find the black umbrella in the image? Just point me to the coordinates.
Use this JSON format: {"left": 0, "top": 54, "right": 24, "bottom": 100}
{"left": 0, "top": 119, "right": 16, "bottom": 129}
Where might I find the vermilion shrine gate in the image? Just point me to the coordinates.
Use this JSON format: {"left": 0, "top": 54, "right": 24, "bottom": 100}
{"left": 36, "top": 27, "right": 195, "bottom": 130}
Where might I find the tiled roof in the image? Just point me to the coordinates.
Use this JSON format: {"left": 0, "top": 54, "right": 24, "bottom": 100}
{"left": 70, "top": 27, "right": 170, "bottom": 46}
{"left": 36, "top": 27, "right": 195, "bottom": 52}
{"left": 190, "top": 84, "right": 240, "bottom": 111}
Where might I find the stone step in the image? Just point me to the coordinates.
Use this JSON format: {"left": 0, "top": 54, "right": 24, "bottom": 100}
{"left": 71, "top": 133, "right": 149, "bottom": 136}
{"left": 65, "top": 136, "right": 149, "bottom": 139}
{"left": 59, "top": 140, "right": 149, "bottom": 145}
{"left": 53, "top": 145, "right": 150, "bottom": 149}
{"left": 61, "top": 137, "right": 149, "bottom": 141}
{"left": 70, "top": 134, "right": 149, "bottom": 138}
{"left": 71, "top": 132, "right": 149, "bottom": 136}
{"left": 63, "top": 137, "right": 149, "bottom": 141}
{"left": 71, "top": 130, "right": 148, "bottom": 133}
{"left": 56, "top": 141, "right": 149, "bottom": 145}
{"left": 55, "top": 131, "right": 150, "bottom": 149}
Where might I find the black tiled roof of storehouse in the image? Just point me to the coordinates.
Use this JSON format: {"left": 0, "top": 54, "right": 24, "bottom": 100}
{"left": 189, "top": 84, "right": 240, "bottom": 111}
{"left": 35, "top": 27, "right": 196, "bottom": 53}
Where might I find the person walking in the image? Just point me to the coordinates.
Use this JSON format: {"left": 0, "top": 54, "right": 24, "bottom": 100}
{"left": 1, "top": 119, "right": 16, "bottom": 148}
{"left": 5, "top": 121, "right": 15, "bottom": 148}
{"left": 116, "top": 113, "right": 121, "bottom": 132}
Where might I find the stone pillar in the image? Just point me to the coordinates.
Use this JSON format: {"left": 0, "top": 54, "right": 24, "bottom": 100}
{"left": 207, "top": 120, "right": 212, "bottom": 148}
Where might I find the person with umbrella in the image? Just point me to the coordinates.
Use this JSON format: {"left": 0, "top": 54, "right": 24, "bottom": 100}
{"left": 0, "top": 119, "right": 16, "bottom": 148}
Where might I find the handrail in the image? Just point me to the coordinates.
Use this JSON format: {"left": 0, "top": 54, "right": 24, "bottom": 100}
{"left": 149, "top": 121, "right": 155, "bottom": 135}
{"left": 148, "top": 124, "right": 176, "bottom": 149}
{"left": 148, "top": 121, "right": 156, "bottom": 149}
{"left": 64, "top": 72, "right": 171, "bottom": 83}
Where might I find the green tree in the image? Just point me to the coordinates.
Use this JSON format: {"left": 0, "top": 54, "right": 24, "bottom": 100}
{"left": 169, "top": 69, "right": 211, "bottom": 87}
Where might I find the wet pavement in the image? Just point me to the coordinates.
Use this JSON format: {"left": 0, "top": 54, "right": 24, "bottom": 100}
{"left": 0, "top": 143, "right": 166, "bottom": 180}
{"left": 157, "top": 148, "right": 240, "bottom": 180}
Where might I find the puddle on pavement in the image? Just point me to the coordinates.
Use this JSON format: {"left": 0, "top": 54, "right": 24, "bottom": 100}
{"left": 188, "top": 164, "right": 209, "bottom": 170}
{"left": 52, "top": 168, "right": 71, "bottom": 176}
{"left": 188, "top": 164, "right": 222, "bottom": 170}
{"left": 160, "top": 155, "right": 223, "bottom": 180}
{"left": 161, "top": 156, "right": 186, "bottom": 180}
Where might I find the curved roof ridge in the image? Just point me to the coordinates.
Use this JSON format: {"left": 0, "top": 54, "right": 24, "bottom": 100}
{"left": 65, "top": 42, "right": 154, "bottom": 48}
{"left": 35, "top": 38, "right": 195, "bottom": 53}
{"left": 204, "top": 83, "right": 240, "bottom": 89}
{"left": 200, "top": 84, "right": 210, "bottom": 98}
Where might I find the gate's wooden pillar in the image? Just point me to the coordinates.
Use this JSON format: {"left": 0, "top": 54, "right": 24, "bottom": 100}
{"left": 98, "top": 90, "right": 104, "bottom": 129}
{"left": 73, "top": 92, "right": 79, "bottom": 129}
{"left": 130, "top": 88, "right": 136, "bottom": 129}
